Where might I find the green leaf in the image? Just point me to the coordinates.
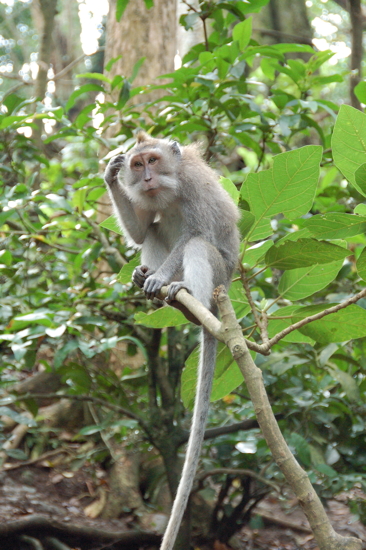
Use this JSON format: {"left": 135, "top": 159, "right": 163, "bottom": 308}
{"left": 117, "top": 255, "right": 140, "bottom": 284}
{"left": 220, "top": 176, "right": 239, "bottom": 203}
{"left": 65, "top": 84, "right": 104, "bottom": 112}
{"left": 332, "top": 105, "right": 366, "bottom": 195}
{"left": 238, "top": 210, "right": 255, "bottom": 238}
{"left": 116, "top": 0, "right": 129, "bottom": 21}
{"left": 354, "top": 204, "right": 366, "bottom": 216}
{"left": 241, "top": 146, "right": 322, "bottom": 239}
{"left": 278, "top": 261, "right": 343, "bottom": 301}
{"left": 303, "top": 213, "right": 366, "bottom": 239}
{"left": 268, "top": 306, "right": 315, "bottom": 344}
{"left": 356, "top": 246, "right": 366, "bottom": 281}
{"left": 327, "top": 364, "right": 360, "bottom": 402}
{"left": 135, "top": 307, "right": 187, "bottom": 327}
{"left": 104, "top": 55, "right": 123, "bottom": 72}
{"left": 0, "top": 250, "right": 13, "bottom": 266}
{"left": 233, "top": 17, "right": 252, "bottom": 51}
{"left": 143, "top": 0, "right": 154, "bottom": 7}
{"left": 0, "top": 406, "right": 37, "bottom": 427}
{"left": 99, "top": 215, "right": 124, "bottom": 235}
{"left": 354, "top": 80, "right": 366, "bottom": 104}
{"left": 288, "top": 432, "right": 311, "bottom": 467}
{"left": 0, "top": 115, "right": 29, "bottom": 129}
{"left": 294, "top": 304, "right": 366, "bottom": 343}
{"left": 130, "top": 57, "right": 146, "bottom": 83}
{"left": 265, "top": 239, "right": 348, "bottom": 270}
{"left": 228, "top": 281, "right": 250, "bottom": 318}
{"left": 244, "top": 240, "right": 273, "bottom": 266}
{"left": 355, "top": 163, "right": 366, "bottom": 195}
{"left": 116, "top": 80, "right": 131, "bottom": 109}
{"left": 77, "top": 72, "right": 111, "bottom": 84}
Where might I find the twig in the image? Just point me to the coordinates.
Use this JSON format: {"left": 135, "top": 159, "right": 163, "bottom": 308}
{"left": 52, "top": 48, "right": 105, "bottom": 82}
{"left": 82, "top": 214, "right": 126, "bottom": 267}
{"left": 0, "top": 515, "right": 160, "bottom": 544}
{"left": 2, "top": 447, "right": 70, "bottom": 471}
{"left": 266, "top": 287, "right": 366, "bottom": 350}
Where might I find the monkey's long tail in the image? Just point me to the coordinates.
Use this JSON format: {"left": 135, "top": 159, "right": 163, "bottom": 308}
{"left": 160, "top": 327, "right": 217, "bottom": 550}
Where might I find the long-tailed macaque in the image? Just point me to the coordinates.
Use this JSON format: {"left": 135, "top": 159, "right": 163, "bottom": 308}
{"left": 104, "top": 132, "right": 240, "bottom": 550}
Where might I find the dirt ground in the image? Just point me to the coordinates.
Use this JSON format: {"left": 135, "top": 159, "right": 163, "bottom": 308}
{"left": 1, "top": 463, "right": 366, "bottom": 550}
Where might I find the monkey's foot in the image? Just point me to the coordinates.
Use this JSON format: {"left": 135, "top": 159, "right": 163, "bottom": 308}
{"left": 132, "top": 265, "right": 154, "bottom": 289}
{"left": 166, "top": 282, "right": 201, "bottom": 326}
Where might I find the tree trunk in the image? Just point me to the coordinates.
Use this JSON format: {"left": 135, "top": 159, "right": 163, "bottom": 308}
{"left": 104, "top": 0, "right": 177, "bottom": 102}
{"left": 349, "top": 0, "right": 363, "bottom": 110}
{"left": 254, "top": 0, "right": 313, "bottom": 55}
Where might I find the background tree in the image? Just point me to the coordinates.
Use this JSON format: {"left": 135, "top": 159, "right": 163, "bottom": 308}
{"left": 1, "top": 1, "right": 366, "bottom": 549}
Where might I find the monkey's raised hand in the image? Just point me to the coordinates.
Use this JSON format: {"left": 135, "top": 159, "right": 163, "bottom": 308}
{"left": 104, "top": 154, "right": 124, "bottom": 186}
{"left": 132, "top": 265, "right": 155, "bottom": 289}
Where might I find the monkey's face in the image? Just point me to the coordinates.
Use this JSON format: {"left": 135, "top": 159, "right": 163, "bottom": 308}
{"left": 122, "top": 142, "right": 181, "bottom": 211}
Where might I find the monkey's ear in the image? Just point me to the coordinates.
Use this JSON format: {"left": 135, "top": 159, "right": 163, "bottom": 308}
{"left": 136, "top": 131, "right": 149, "bottom": 144}
{"left": 170, "top": 141, "right": 181, "bottom": 156}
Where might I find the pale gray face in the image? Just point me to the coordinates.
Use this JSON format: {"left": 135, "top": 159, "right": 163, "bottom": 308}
{"left": 121, "top": 140, "right": 182, "bottom": 211}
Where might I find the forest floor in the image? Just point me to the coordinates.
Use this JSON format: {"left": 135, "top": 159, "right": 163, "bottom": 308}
{"left": 1, "top": 462, "right": 366, "bottom": 550}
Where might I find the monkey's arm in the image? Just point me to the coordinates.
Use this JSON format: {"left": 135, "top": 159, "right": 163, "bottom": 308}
{"left": 105, "top": 155, "right": 155, "bottom": 245}
{"left": 143, "top": 235, "right": 191, "bottom": 299}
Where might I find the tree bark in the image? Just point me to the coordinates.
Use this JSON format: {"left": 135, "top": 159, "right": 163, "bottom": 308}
{"left": 104, "top": 0, "right": 177, "bottom": 102}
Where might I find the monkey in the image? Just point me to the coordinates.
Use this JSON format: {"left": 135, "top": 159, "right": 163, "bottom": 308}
{"left": 104, "top": 132, "right": 240, "bottom": 550}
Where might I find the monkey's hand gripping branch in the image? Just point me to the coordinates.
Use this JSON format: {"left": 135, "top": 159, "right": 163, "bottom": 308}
{"left": 158, "top": 286, "right": 223, "bottom": 342}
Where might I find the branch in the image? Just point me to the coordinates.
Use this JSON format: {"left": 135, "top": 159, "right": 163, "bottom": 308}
{"left": 16, "top": 393, "right": 149, "bottom": 432}
{"left": 266, "top": 287, "right": 366, "bottom": 350}
{"left": 195, "top": 467, "right": 280, "bottom": 492}
{"left": 253, "top": 27, "right": 315, "bottom": 46}
{"left": 177, "top": 418, "right": 260, "bottom": 446}
{"left": 52, "top": 48, "right": 105, "bottom": 81}
{"left": 214, "top": 285, "right": 362, "bottom": 550}
{"left": 158, "top": 286, "right": 223, "bottom": 341}
{"left": 0, "top": 515, "right": 160, "bottom": 545}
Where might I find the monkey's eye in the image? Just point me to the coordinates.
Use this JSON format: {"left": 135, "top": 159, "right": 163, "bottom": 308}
{"left": 148, "top": 157, "right": 157, "bottom": 164}
{"left": 134, "top": 161, "right": 143, "bottom": 168}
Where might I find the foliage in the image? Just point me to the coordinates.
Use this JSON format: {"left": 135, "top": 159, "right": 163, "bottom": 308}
{"left": 1, "top": 0, "right": 366, "bottom": 529}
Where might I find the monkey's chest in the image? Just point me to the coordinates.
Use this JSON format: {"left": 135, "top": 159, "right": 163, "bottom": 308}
{"left": 158, "top": 207, "right": 182, "bottom": 251}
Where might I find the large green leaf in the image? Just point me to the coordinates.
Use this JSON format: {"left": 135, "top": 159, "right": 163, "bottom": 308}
{"left": 356, "top": 246, "right": 366, "bottom": 281}
{"left": 181, "top": 343, "right": 244, "bottom": 409}
{"left": 294, "top": 304, "right": 366, "bottom": 343}
{"left": 135, "top": 307, "right": 187, "bottom": 328}
{"left": 278, "top": 261, "right": 343, "bottom": 301}
{"left": 118, "top": 255, "right": 141, "bottom": 284}
{"left": 265, "top": 239, "right": 348, "bottom": 270}
{"left": 99, "top": 215, "right": 124, "bottom": 235}
{"left": 326, "top": 364, "right": 360, "bottom": 402}
{"left": 241, "top": 146, "right": 322, "bottom": 239}
{"left": 243, "top": 240, "right": 273, "bottom": 266}
{"left": 267, "top": 306, "right": 315, "bottom": 344}
{"left": 228, "top": 281, "right": 250, "bottom": 318}
{"left": 332, "top": 105, "right": 366, "bottom": 195}
{"left": 303, "top": 213, "right": 366, "bottom": 239}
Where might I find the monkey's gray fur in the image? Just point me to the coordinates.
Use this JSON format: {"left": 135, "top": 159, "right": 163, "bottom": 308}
{"left": 104, "top": 132, "right": 240, "bottom": 550}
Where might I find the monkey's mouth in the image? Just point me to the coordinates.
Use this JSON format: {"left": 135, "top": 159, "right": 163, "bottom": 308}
{"left": 146, "top": 188, "right": 160, "bottom": 197}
